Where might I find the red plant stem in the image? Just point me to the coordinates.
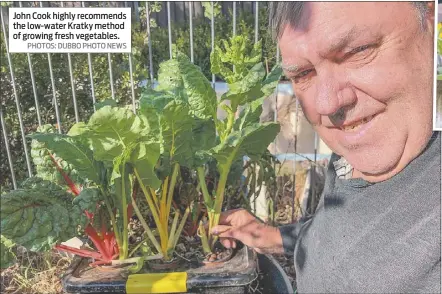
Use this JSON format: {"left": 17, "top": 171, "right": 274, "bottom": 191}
{"left": 54, "top": 244, "right": 105, "bottom": 261}
{"left": 84, "top": 224, "right": 113, "bottom": 261}
{"left": 49, "top": 153, "right": 81, "bottom": 196}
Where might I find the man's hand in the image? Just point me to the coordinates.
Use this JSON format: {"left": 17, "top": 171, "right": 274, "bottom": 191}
{"left": 211, "top": 208, "right": 284, "bottom": 254}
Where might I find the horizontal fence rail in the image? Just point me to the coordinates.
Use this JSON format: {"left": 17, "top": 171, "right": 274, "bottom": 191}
{"left": 0, "top": 1, "right": 325, "bottom": 222}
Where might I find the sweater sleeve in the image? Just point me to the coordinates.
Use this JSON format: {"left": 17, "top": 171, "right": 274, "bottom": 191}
{"left": 278, "top": 216, "right": 312, "bottom": 256}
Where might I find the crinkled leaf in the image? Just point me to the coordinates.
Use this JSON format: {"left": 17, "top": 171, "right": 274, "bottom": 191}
{"left": 261, "top": 64, "right": 283, "bottom": 96}
{"left": 212, "top": 123, "right": 280, "bottom": 177}
{"left": 234, "top": 99, "right": 264, "bottom": 131}
{"left": 85, "top": 106, "right": 150, "bottom": 162}
{"left": 221, "top": 63, "right": 266, "bottom": 107}
{"left": 176, "top": 53, "right": 217, "bottom": 120}
{"left": 161, "top": 100, "right": 194, "bottom": 167}
{"left": 210, "top": 47, "right": 234, "bottom": 82}
{"left": 155, "top": 58, "right": 187, "bottom": 101}
{"left": 139, "top": 88, "right": 175, "bottom": 144}
{"left": 1, "top": 235, "right": 16, "bottom": 269}
{"left": 0, "top": 178, "right": 84, "bottom": 252}
{"left": 73, "top": 188, "right": 103, "bottom": 213}
{"left": 192, "top": 118, "right": 217, "bottom": 153}
{"left": 28, "top": 133, "right": 101, "bottom": 184}
{"left": 130, "top": 142, "right": 162, "bottom": 189}
{"left": 210, "top": 36, "right": 262, "bottom": 83}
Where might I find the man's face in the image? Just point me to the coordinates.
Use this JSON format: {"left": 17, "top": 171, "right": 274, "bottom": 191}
{"left": 280, "top": 2, "right": 434, "bottom": 181}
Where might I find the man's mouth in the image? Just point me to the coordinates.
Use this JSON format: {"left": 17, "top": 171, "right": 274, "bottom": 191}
{"left": 340, "top": 115, "right": 375, "bottom": 132}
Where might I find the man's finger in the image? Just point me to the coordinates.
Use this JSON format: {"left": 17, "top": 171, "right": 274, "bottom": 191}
{"left": 220, "top": 238, "right": 236, "bottom": 249}
{"left": 218, "top": 208, "right": 244, "bottom": 225}
{"left": 211, "top": 225, "right": 234, "bottom": 238}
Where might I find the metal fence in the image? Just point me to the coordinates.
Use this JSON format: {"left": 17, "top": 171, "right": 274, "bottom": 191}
{"left": 0, "top": 1, "right": 325, "bottom": 221}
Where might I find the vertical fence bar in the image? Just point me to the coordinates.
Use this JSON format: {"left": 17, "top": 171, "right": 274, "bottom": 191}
{"left": 1, "top": 6, "right": 33, "bottom": 177}
{"left": 61, "top": 1, "right": 79, "bottom": 123}
{"left": 106, "top": 2, "right": 116, "bottom": 102}
{"left": 39, "top": 1, "right": 62, "bottom": 133}
{"left": 254, "top": 1, "right": 258, "bottom": 43}
{"left": 146, "top": 2, "right": 154, "bottom": 84}
{"left": 167, "top": 1, "right": 172, "bottom": 59}
{"left": 47, "top": 54, "right": 62, "bottom": 133}
{"left": 211, "top": 1, "right": 215, "bottom": 88}
{"left": 82, "top": 2, "right": 97, "bottom": 112}
{"left": 232, "top": 1, "right": 236, "bottom": 72}
{"left": 189, "top": 1, "right": 194, "bottom": 63}
{"left": 19, "top": 1, "right": 42, "bottom": 127}
{"left": 233, "top": 1, "right": 236, "bottom": 36}
{"left": 124, "top": 1, "right": 136, "bottom": 113}
{"left": 108, "top": 53, "right": 115, "bottom": 100}
{"left": 133, "top": 1, "right": 139, "bottom": 22}
{"left": 1, "top": 107, "right": 17, "bottom": 189}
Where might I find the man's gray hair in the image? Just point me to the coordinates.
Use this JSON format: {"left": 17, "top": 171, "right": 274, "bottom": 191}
{"left": 268, "top": 2, "right": 430, "bottom": 40}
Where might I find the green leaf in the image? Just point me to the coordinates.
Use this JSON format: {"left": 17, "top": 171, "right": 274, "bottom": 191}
{"left": 161, "top": 100, "right": 194, "bottom": 167}
{"left": 139, "top": 88, "right": 175, "bottom": 143}
{"left": 1, "top": 235, "right": 16, "bottom": 269}
{"left": 72, "top": 188, "right": 103, "bottom": 213}
{"left": 28, "top": 133, "right": 101, "bottom": 184}
{"left": 261, "top": 64, "right": 283, "bottom": 96}
{"left": 67, "top": 122, "right": 89, "bottom": 137}
{"left": 176, "top": 53, "right": 217, "bottom": 120}
{"left": 234, "top": 99, "right": 264, "bottom": 131}
{"left": 212, "top": 123, "right": 280, "bottom": 178}
{"left": 210, "top": 47, "right": 234, "bottom": 82}
{"left": 0, "top": 178, "right": 83, "bottom": 252}
{"left": 155, "top": 58, "right": 187, "bottom": 101}
{"left": 221, "top": 63, "right": 266, "bottom": 108}
{"left": 192, "top": 118, "right": 217, "bottom": 152}
{"left": 95, "top": 99, "right": 118, "bottom": 111}
{"left": 86, "top": 106, "right": 150, "bottom": 162}
{"left": 130, "top": 141, "right": 162, "bottom": 189}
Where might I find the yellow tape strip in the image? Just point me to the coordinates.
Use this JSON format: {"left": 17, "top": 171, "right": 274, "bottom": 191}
{"left": 126, "top": 272, "right": 187, "bottom": 294}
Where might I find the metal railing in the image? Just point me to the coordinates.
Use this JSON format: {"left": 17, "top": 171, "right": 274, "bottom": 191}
{"left": 0, "top": 1, "right": 324, "bottom": 221}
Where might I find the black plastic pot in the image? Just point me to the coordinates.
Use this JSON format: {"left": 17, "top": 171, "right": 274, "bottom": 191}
{"left": 61, "top": 246, "right": 295, "bottom": 294}
{"left": 257, "top": 254, "right": 295, "bottom": 294}
{"left": 62, "top": 246, "right": 257, "bottom": 294}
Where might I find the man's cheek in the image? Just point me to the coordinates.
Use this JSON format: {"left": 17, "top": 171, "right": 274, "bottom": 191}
{"left": 297, "top": 96, "right": 320, "bottom": 126}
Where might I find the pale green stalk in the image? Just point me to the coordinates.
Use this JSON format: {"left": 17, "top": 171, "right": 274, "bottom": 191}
{"left": 130, "top": 194, "right": 162, "bottom": 254}
{"left": 120, "top": 164, "right": 129, "bottom": 260}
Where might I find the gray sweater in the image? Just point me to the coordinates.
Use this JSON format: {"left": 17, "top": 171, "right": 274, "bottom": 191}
{"left": 279, "top": 132, "right": 441, "bottom": 293}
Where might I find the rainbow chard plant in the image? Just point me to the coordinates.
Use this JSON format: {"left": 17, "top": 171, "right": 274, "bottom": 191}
{"left": 195, "top": 36, "right": 282, "bottom": 253}
{"left": 0, "top": 111, "right": 163, "bottom": 267}
{"left": 141, "top": 36, "right": 282, "bottom": 254}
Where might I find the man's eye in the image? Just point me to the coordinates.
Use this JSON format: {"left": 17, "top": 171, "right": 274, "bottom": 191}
{"left": 349, "top": 44, "right": 371, "bottom": 54}
{"left": 295, "top": 69, "right": 313, "bottom": 79}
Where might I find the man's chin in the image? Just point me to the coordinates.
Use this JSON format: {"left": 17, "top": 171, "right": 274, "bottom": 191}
{"left": 342, "top": 146, "right": 404, "bottom": 182}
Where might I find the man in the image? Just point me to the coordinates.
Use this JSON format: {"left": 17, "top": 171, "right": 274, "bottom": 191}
{"left": 211, "top": 2, "right": 441, "bottom": 293}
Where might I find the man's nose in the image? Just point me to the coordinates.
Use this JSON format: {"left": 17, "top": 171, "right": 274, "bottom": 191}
{"left": 315, "top": 69, "right": 356, "bottom": 116}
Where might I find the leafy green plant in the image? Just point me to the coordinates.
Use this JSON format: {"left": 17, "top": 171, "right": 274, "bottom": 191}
{"left": 1, "top": 235, "right": 16, "bottom": 269}
{"left": 141, "top": 35, "right": 282, "bottom": 254}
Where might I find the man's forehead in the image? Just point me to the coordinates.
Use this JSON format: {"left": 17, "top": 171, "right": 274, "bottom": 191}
{"left": 278, "top": 2, "right": 409, "bottom": 64}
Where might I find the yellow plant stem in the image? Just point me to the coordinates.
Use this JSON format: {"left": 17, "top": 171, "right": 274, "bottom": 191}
{"left": 130, "top": 194, "right": 162, "bottom": 254}
{"left": 133, "top": 169, "right": 167, "bottom": 255}
{"left": 166, "top": 163, "right": 180, "bottom": 224}
{"left": 160, "top": 177, "right": 169, "bottom": 258}
{"left": 198, "top": 221, "right": 212, "bottom": 255}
